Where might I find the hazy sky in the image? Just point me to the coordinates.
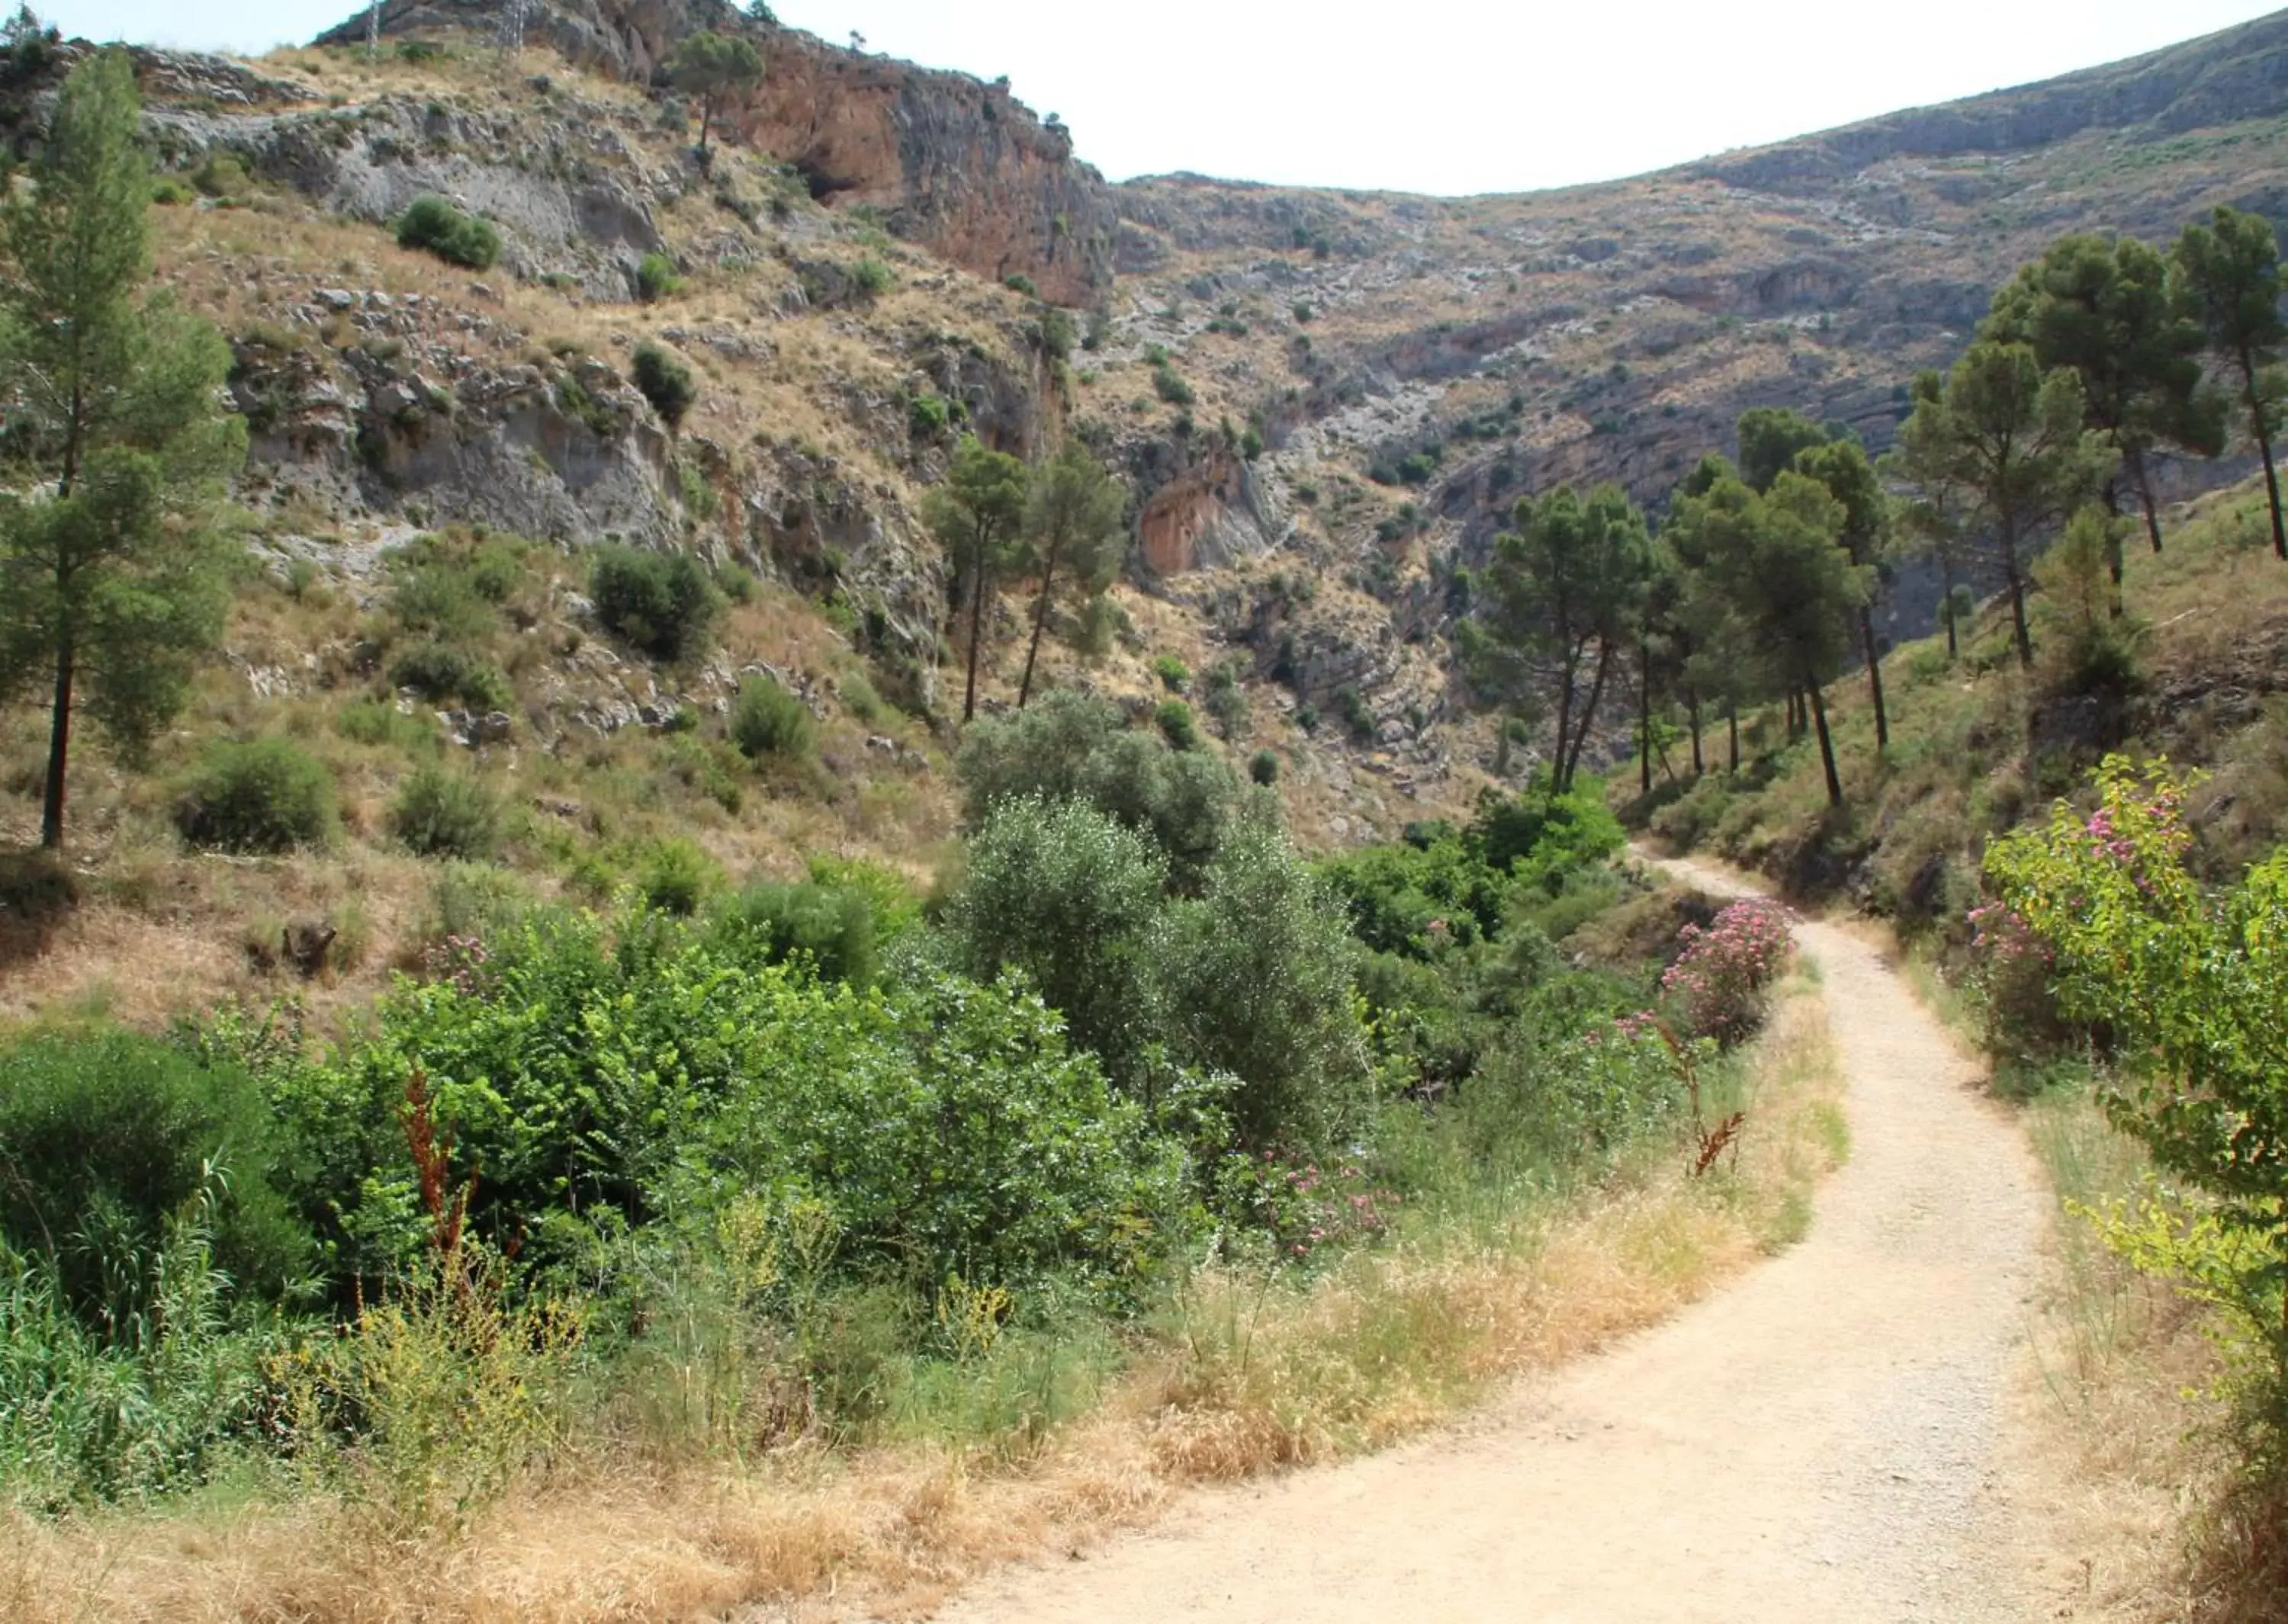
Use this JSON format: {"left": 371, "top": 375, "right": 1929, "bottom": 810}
{"left": 41, "top": 0, "right": 2285, "bottom": 194}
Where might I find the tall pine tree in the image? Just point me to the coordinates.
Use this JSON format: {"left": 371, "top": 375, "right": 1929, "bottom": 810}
{"left": 0, "top": 50, "right": 246, "bottom": 851}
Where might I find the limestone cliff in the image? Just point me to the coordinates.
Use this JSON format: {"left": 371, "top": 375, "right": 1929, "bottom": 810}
{"left": 316, "top": 0, "right": 1116, "bottom": 303}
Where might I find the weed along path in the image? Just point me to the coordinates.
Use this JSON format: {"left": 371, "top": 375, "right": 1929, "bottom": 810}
{"left": 930, "top": 855, "right": 2056, "bottom": 1624}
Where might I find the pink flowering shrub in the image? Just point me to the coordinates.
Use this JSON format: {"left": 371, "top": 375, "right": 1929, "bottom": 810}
{"left": 1215, "top": 1151, "right": 1397, "bottom": 1265}
{"left": 1659, "top": 898, "right": 1792, "bottom": 1045}
{"left": 1963, "top": 899, "right": 2065, "bottom": 1067}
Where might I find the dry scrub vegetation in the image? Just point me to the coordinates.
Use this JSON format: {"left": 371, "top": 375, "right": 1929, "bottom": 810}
{"left": 2, "top": 979, "right": 1840, "bottom": 1624}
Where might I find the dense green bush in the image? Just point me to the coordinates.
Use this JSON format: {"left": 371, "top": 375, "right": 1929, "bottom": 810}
{"left": 387, "top": 642, "right": 512, "bottom": 710}
{"left": 637, "top": 837, "right": 720, "bottom": 915}
{"left": 1158, "top": 816, "right": 1371, "bottom": 1150}
{"left": 730, "top": 673, "right": 815, "bottom": 759}
{"left": 395, "top": 195, "right": 501, "bottom": 269}
{"left": 590, "top": 544, "right": 722, "bottom": 662}
{"left": 1154, "top": 698, "right": 1200, "bottom": 751}
{"left": 0, "top": 1030, "right": 310, "bottom": 1325}
{"left": 635, "top": 252, "right": 683, "bottom": 303}
{"left": 631, "top": 340, "right": 697, "bottom": 432}
{"left": 947, "top": 798, "right": 1169, "bottom": 1088}
{"left": 275, "top": 911, "right": 1193, "bottom": 1295}
{"left": 389, "top": 764, "right": 503, "bottom": 860}
{"left": 173, "top": 737, "right": 338, "bottom": 852}
{"left": 1250, "top": 748, "right": 1281, "bottom": 786}
{"left": 956, "top": 690, "right": 1238, "bottom": 886}
{"left": 709, "top": 877, "right": 879, "bottom": 986}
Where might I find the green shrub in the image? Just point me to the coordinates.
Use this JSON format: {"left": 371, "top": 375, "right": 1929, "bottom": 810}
{"left": 337, "top": 698, "right": 435, "bottom": 751}
{"left": 1150, "top": 653, "right": 1190, "bottom": 693}
{"left": 908, "top": 391, "right": 956, "bottom": 438}
{"left": 730, "top": 673, "right": 816, "bottom": 759}
{"left": 280, "top": 913, "right": 1192, "bottom": 1293}
{"left": 710, "top": 878, "right": 879, "bottom": 986}
{"left": 1004, "top": 273, "right": 1038, "bottom": 297}
{"left": 851, "top": 258, "right": 892, "bottom": 297}
{"left": 638, "top": 837, "right": 720, "bottom": 916}
{"left": 191, "top": 150, "right": 250, "bottom": 199}
{"left": 1249, "top": 748, "right": 1280, "bottom": 786}
{"left": 149, "top": 174, "right": 193, "bottom": 205}
{"left": 1154, "top": 698, "right": 1200, "bottom": 751}
{"left": 388, "top": 643, "right": 512, "bottom": 711}
{"left": 947, "top": 797, "right": 1170, "bottom": 1087}
{"left": 389, "top": 764, "right": 503, "bottom": 860}
{"left": 395, "top": 195, "right": 501, "bottom": 270}
{"left": 1152, "top": 364, "right": 1194, "bottom": 407}
{"left": 1158, "top": 816, "right": 1372, "bottom": 1150}
{"left": 635, "top": 251, "right": 683, "bottom": 302}
{"left": 956, "top": 690, "right": 1238, "bottom": 886}
{"left": 590, "top": 544, "right": 721, "bottom": 662}
{"left": 1203, "top": 659, "right": 1249, "bottom": 738}
{"left": 173, "top": 737, "right": 338, "bottom": 853}
{"left": 631, "top": 340, "right": 697, "bottom": 432}
{"left": 0, "top": 1029, "right": 310, "bottom": 1325}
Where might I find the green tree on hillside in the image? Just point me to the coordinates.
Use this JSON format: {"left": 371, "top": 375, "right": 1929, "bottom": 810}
{"left": 1674, "top": 472, "right": 1868, "bottom": 806}
{"left": 1461, "top": 484, "right": 1650, "bottom": 792}
{"left": 0, "top": 52, "right": 246, "bottom": 851}
{"left": 2170, "top": 206, "right": 2288, "bottom": 560}
{"left": 1735, "top": 406, "right": 1833, "bottom": 494}
{"left": 1792, "top": 438, "right": 1892, "bottom": 751}
{"left": 667, "top": 30, "right": 764, "bottom": 158}
{"left": 1017, "top": 441, "right": 1126, "bottom": 708}
{"left": 1981, "top": 232, "right": 2223, "bottom": 565}
{"left": 1893, "top": 342, "right": 2103, "bottom": 669}
{"left": 922, "top": 436, "right": 1030, "bottom": 723}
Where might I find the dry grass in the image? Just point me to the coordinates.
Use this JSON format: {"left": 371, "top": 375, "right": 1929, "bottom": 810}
{"left": 5, "top": 982, "right": 1842, "bottom": 1624}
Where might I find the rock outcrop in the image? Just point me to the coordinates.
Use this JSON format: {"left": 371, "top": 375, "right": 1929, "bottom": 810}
{"left": 315, "top": 0, "right": 1116, "bottom": 303}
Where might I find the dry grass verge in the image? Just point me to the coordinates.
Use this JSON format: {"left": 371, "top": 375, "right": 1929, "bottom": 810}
{"left": 3, "top": 979, "right": 1840, "bottom": 1623}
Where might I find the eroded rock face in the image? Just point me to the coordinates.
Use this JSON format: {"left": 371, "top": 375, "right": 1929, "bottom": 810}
{"left": 314, "top": 0, "right": 1117, "bottom": 304}
{"left": 737, "top": 29, "right": 1115, "bottom": 308}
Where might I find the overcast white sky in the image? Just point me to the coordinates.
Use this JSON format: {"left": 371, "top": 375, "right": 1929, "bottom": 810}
{"left": 40, "top": 1, "right": 2285, "bottom": 194}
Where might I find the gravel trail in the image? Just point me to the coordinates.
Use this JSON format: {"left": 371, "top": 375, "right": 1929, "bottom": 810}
{"left": 931, "top": 855, "right": 2053, "bottom": 1622}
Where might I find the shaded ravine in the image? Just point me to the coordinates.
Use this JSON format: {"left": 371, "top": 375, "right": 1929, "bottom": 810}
{"left": 931, "top": 855, "right": 2052, "bottom": 1622}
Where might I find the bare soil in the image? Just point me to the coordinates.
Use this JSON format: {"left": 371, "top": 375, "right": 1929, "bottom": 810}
{"left": 931, "top": 855, "right": 2059, "bottom": 1622}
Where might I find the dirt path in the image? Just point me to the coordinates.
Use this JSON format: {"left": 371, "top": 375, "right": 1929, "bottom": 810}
{"left": 932, "top": 855, "right": 2055, "bottom": 1622}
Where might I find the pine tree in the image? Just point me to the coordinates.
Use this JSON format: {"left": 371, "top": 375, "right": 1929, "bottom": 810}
{"left": 1461, "top": 484, "right": 1650, "bottom": 791}
{"left": 0, "top": 51, "right": 246, "bottom": 851}
{"left": 921, "top": 437, "right": 1029, "bottom": 724}
{"left": 2171, "top": 206, "right": 2288, "bottom": 560}
{"left": 1675, "top": 473, "right": 1868, "bottom": 807}
{"left": 667, "top": 30, "right": 765, "bottom": 158}
{"left": 1017, "top": 441, "right": 1125, "bottom": 708}
{"left": 1893, "top": 344, "right": 2103, "bottom": 669}
{"left": 1982, "top": 233, "right": 2223, "bottom": 563}
{"left": 1792, "top": 438, "right": 1891, "bottom": 750}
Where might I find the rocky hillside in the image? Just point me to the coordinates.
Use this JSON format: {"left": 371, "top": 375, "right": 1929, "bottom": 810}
{"left": 5, "top": 1, "right": 2286, "bottom": 1021}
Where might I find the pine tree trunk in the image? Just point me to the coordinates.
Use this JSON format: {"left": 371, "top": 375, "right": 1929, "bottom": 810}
{"left": 1808, "top": 680, "right": 1843, "bottom": 808}
{"left": 1940, "top": 556, "right": 1959, "bottom": 661}
{"left": 1687, "top": 688, "right": 1703, "bottom": 775}
{"left": 2001, "top": 518, "right": 2033, "bottom": 668}
{"left": 1859, "top": 607, "right": 1888, "bottom": 752}
{"left": 2126, "top": 448, "right": 2165, "bottom": 554}
{"left": 2248, "top": 355, "right": 2288, "bottom": 561}
{"left": 962, "top": 560, "right": 988, "bottom": 722}
{"left": 1563, "top": 641, "right": 1613, "bottom": 791}
{"left": 1551, "top": 651, "right": 1576, "bottom": 792}
{"left": 1727, "top": 704, "right": 1740, "bottom": 772}
{"left": 1017, "top": 543, "right": 1060, "bottom": 709}
{"left": 40, "top": 638, "right": 70, "bottom": 851}
{"left": 1638, "top": 637, "right": 1652, "bottom": 796}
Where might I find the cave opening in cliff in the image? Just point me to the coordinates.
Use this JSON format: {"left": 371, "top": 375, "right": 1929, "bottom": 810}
{"left": 794, "top": 156, "right": 861, "bottom": 203}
